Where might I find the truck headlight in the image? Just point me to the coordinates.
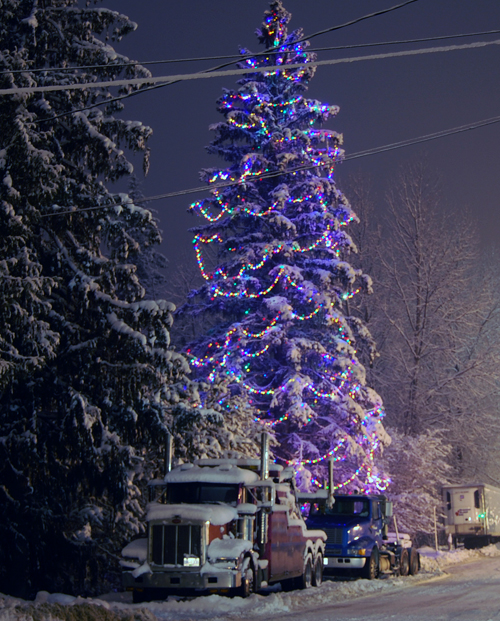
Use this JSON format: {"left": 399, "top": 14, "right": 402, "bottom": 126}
{"left": 347, "top": 547, "right": 366, "bottom": 556}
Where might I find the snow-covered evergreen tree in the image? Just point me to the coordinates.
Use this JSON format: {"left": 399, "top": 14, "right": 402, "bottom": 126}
{"left": 0, "top": 0, "right": 217, "bottom": 597}
{"left": 126, "top": 177, "right": 169, "bottom": 300}
{"left": 182, "top": 1, "right": 389, "bottom": 493}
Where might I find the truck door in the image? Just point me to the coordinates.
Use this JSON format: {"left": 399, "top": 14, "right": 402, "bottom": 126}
{"left": 371, "top": 501, "right": 383, "bottom": 542}
{"left": 269, "top": 487, "right": 305, "bottom": 579}
{"left": 268, "top": 510, "right": 288, "bottom": 577}
{"left": 450, "top": 489, "right": 476, "bottom": 527}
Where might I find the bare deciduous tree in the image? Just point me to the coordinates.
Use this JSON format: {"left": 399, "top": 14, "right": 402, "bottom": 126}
{"left": 373, "top": 164, "right": 500, "bottom": 479}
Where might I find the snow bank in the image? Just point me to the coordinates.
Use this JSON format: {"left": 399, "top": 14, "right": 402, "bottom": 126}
{"left": 0, "top": 573, "right": 439, "bottom": 621}
{"left": 418, "top": 542, "right": 500, "bottom": 572}
{"left": 6, "top": 546, "right": 500, "bottom": 621}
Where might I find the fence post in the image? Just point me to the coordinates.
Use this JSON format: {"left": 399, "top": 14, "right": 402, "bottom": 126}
{"left": 434, "top": 505, "right": 439, "bottom": 551}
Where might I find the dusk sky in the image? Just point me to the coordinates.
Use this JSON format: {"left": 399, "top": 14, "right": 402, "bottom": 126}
{"left": 103, "top": 0, "right": 500, "bottom": 267}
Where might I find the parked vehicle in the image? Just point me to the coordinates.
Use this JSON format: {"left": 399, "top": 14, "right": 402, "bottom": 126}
{"left": 299, "top": 465, "right": 419, "bottom": 580}
{"left": 442, "top": 483, "right": 500, "bottom": 549}
{"left": 121, "top": 434, "right": 326, "bottom": 602}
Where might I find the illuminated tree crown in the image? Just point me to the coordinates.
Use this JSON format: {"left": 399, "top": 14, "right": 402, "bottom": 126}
{"left": 184, "top": 1, "right": 390, "bottom": 492}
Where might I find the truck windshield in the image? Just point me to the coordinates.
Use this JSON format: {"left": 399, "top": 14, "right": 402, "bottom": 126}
{"left": 166, "top": 482, "right": 240, "bottom": 505}
{"left": 310, "top": 499, "right": 370, "bottom": 517}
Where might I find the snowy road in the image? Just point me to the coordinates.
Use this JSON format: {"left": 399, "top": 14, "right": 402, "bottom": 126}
{"left": 233, "top": 557, "right": 500, "bottom": 621}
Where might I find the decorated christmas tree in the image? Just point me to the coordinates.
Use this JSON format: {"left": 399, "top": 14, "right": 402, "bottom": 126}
{"left": 183, "top": 1, "right": 390, "bottom": 493}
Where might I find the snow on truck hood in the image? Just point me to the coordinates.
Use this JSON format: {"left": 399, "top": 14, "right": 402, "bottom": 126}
{"left": 207, "top": 537, "right": 253, "bottom": 561}
{"left": 164, "top": 463, "right": 259, "bottom": 485}
{"left": 146, "top": 503, "right": 238, "bottom": 525}
{"left": 121, "top": 538, "right": 147, "bottom": 561}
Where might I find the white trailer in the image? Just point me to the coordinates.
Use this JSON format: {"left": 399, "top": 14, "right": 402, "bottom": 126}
{"left": 442, "top": 483, "right": 500, "bottom": 548}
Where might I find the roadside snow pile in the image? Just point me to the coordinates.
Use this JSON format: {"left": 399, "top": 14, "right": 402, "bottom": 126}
{"left": 418, "top": 543, "right": 500, "bottom": 572}
{"left": 4, "top": 547, "right": 500, "bottom": 620}
{"left": 13, "top": 547, "right": 500, "bottom": 621}
{"left": 480, "top": 543, "right": 500, "bottom": 557}
{"left": 0, "top": 572, "right": 438, "bottom": 621}
{"left": 0, "top": 592, "right": 154, "bottom": 621}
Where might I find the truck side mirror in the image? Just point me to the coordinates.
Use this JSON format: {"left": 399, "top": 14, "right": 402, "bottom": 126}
{"left": 384, "top": 501, "right": 393, "bottom": 518}
{"left": 148, "top": 479, "right": 166, "bottom": 503}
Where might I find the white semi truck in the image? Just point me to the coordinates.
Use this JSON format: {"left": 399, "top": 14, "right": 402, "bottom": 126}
{"left": 442, "top": 483, "right": 500, "bottom": 548}
{"left": 121, "top": 434, "right": 326, "bottom": 602}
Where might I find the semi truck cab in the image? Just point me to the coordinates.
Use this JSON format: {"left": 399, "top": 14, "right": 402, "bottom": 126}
{"left": 300, "top": 492, "right": 419, "bottom": 579}
{"left": 121, "top": 434, "right": 326, "bottom": 601}
{"left": 303, "top": 493, "right": 387, "bottom": 578}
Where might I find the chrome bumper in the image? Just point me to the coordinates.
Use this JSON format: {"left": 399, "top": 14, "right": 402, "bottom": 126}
{"left": 324, "top": 556, "right": 366, "bottom": 569}
{"left": 123, "top": 569, "right": 240, "bottom": 591}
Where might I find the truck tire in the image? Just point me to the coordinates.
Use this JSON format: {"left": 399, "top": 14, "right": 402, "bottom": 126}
{"left": 408, "top": 548, "right": 419, "bottom": 575}
{"left": 295, "top": 555, "right": 313, "bottom": 590}
{"left": 399, "top": 548, "right": 409, "bottom": 576}
{"left": 361, "top": 547, "right": 379, "bottom": 580}
{"left": 132, "top": 588, "right": 154, "bottom": 603}
{"left": 465, "top": 537, "right": 479, "bottom": 549}
{"left": 281, "top": 578, "right": 296, "bottom": 592}
{"left": 312, "top": 553, "right": 323, "bottom": 587}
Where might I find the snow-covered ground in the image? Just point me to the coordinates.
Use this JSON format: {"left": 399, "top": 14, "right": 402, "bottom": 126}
{"left": 418, "top": 542, "right": 500, "bottom": 571}
{"left": 2, "top": 545, "right": 500, "bottom": 621}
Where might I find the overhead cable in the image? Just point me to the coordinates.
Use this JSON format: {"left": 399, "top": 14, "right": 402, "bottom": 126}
{"left": 14, "top": 0, "right": 422, "bottom": 75}
{"left": 4, "top": 28, "right": 500, "bottom": 76}
{"left": 283, "top": 0, "right": 421, "bottom": 47}
{"left": 3, "top": 38, "right": 500, "bottom": 96}
{"left": 32, "top": 1, "right": 426, "bottom": 123}
{"left": 345, "top": 115, "right": 500, "bottom": 159}
{"left": 39, "top": 114, "right": 500, "bottom": 218}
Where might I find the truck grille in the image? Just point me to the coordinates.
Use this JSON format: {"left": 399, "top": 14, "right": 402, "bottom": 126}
{"left": 323, "top": 528, "right": 343, "bottom": 545}
{"left": 151, "top": 524, "right": 201, "bottom": 566}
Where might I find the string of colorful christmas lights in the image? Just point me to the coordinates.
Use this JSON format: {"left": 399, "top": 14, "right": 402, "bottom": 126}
{"left": 185, "top": 1, "right": 389, "bottom": 494}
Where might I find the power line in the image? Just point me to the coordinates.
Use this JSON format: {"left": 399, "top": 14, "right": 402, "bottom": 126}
{"left": 4, "top": 37, "right": 500, "bottom": 96}
{"left": 4, "top": 28, "right": 500, "bottom": 76}
{"left": 287, "top": 0, "right": 421, "bottom": 47}
{"left": 3, "top": 0, "right": 420, "bottom": 76}
{"left": 344, "top": 115, "right": 500, "bottom": 159}
{"left": 40, "top": 114, "right": 500, "bottom": 218}
{"left": 31, "top": 1, "right": 425, "bottom": 124}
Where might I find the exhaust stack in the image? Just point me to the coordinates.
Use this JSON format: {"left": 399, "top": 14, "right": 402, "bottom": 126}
{"left": 327, "top": 457, "right": 335, "bottom": 508}
{"left": 260, "top": 432, "right": 269, "bottom": 481}
{"left": 259, "top": 432, "right": 270, "bottom": 554}
{"left": 164, "top": 432, "right": 173, "bottom": 476}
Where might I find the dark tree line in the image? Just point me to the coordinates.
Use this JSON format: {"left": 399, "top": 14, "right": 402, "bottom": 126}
{"left": 0, "top": 0, "right": 260, "bottom": 598}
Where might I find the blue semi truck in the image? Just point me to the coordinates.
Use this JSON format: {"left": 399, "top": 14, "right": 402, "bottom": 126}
{"left": 299, "top": 490, "right": 419, "bottom": 579}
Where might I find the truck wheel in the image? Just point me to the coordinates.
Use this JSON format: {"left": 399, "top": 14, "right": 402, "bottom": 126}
{"left": 133, "top": 588, "right": 168, "bottom": 603}
{"left": 281, "top": 578, "right": 296, "bottom": 592}
{"left": 361, "top": 547, "right": 379, "bottom": 580}
{"left": 312, "top": 554, "right": 323, "bottom": 587}
{"left": 237, "top": 566, "right": 255, "bottom": 598}
{"left": 295, "top": 555, "right": 313, "bottom": 590}
{"left": 399, "top": 548, "right": 409, "bottom": 576}
{"left": 408, "top": 548, "right": 419, "bottom": 575}
{"left": 132, "top": 588, "right": 153, "bottom": 603}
